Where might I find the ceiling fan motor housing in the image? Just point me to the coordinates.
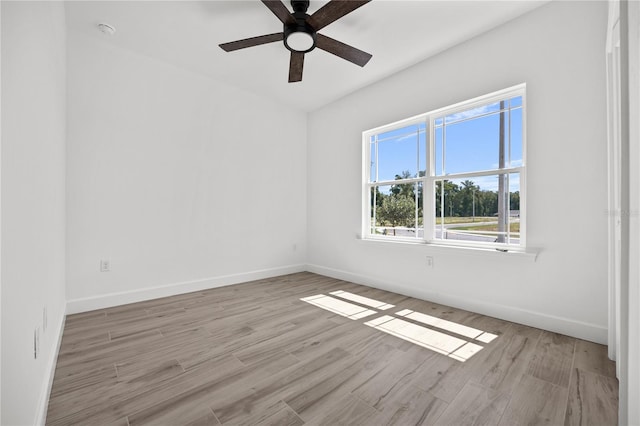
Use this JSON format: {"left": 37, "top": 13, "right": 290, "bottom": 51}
{"left": 284, "top": 0, "right": 316, "bottom": 53}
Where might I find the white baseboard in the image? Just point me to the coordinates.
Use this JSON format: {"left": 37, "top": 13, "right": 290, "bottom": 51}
{"left": 64, "top": 262, "right": 607, "bottom": 344}
{"left": 66, "top": 264, "right": 306, "bottom": 314}
{"left": 34, "top": 308, "right": 66, "bottom": 426}
{"left": 306, "top": 264, "right": 608, "bottom": 344}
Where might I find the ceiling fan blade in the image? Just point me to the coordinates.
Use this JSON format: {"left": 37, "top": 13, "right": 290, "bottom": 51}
{"left": 307, "top": 0, "right": 371, "bottom": 31}
{"left": 289, "top": 52, "right": 304, "bottom": 83}
{"left": 316, "top": 33, "right": 372, "bottom": 67}
{"left": 219, "top": 32, "right": 284, "bottom": 52}
{"left": 261, "top": 0, "right": 296, "bottom": 25}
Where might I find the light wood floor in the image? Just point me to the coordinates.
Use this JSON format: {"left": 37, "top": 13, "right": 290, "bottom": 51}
{"left": 47, "top": 272, "right": 618, "bottom": 425}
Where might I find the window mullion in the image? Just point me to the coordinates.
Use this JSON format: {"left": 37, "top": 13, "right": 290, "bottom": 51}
{"left": 372, "top": 186, "right": 377, "bottom": 236}
{"left": 425, "top": 116, "right": 434, "bottom": 242}
{"left": 375, "top": 134, "right": 379, "bottom": 183}
{"left": 434, "top": 167, "right": 523, "bottom": 180}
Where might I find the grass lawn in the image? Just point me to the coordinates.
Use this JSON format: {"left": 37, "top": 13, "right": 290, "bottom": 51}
{"left": 435, "top": 216, "right": 495, "bottom": 224}
{"left": 454, "top": 222, "right": 520, "bottom": 233}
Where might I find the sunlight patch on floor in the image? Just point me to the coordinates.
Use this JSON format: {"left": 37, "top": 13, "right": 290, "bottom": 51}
{"left": 364, "top": 315, "right": 483, "bottom": 361}
{"left": 395, "top": 309, "right": 498, "bottom": 343}
{"left": 300, "top": 295, "right": 377, "bottom": 320}
{"left": 301, "top": 292, "right": 497, "bottom": 361}
{"left": 329, "top": 290, "right": 395, "bottom": 310}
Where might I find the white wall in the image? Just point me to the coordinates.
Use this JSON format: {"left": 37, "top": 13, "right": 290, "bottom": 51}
{"left": 66, "top": 31, "right": 307, "bottom": 310}
{"left": 1, "top": 2, "right": 67, "bottom": 425}
{"left": 307, "top": 1, "right": 609, "bottom": 343}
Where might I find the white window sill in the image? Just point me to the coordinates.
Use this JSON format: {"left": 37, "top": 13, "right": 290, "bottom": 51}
{"left": 357, "top": 235, "right": 540, "bottom": 262}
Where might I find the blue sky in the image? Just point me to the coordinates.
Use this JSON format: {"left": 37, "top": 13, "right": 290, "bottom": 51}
{"left": 370, "top": 97, "right": 522, "bottom": 192}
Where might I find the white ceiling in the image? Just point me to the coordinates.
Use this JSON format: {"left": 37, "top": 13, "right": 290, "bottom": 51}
{"left": 65, "top": 0, "right": 548, "bottom": 112}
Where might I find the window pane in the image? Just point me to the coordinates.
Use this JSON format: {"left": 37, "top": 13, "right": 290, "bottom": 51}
{"left": 371, "top": 183, "right": 421, "bottom": 238}
{"left": 436, "top": 98, "right": 523, "bottom": 176}
{"left": 441, "top": 112, "right": 505, "bottom": 175}
{"left": 376, "top": 123, "right": 425, "bottom": 181}
{"left": 433, "top": 174, "right": 520, "bottom": 245}
{"left": 444, "top": 101, "right": 501, "bottom": 125}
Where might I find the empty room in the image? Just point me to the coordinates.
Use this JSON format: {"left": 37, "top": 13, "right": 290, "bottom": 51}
{"left": 1, "top": 0, "right": 639, "bottom": 425}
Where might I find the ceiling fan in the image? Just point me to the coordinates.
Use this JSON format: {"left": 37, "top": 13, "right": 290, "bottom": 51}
{"left": 219, "top": 0, "right": 372, "bottom": 83}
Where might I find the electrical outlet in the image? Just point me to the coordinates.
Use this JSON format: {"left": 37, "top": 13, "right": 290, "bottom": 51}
{"left": 426, "top": 256, "right": 434, "bottom": 268}
{"left": 34, "top": 327, "right": 40, "bottom": 359}
{"left": 100, "top": 259, "right": 111, "bottom": 272}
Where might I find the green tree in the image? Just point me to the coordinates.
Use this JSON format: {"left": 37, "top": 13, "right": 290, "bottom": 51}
{"left": 510, "top": 191, "right": 520, "bottom": 211}
{"left": 377, "top": 195, "right": 416, "bottom": 236}
{"left": 390, "top": 170, "right": 415, "bottom": 199}
{"left": 371, "top": 186, "right": 386, "bottom": 210}
{"left": 459, "top": 180, "right": 480, "bottom": 217}
{"left": 476, "top": 190, "right": 497, "bottom": 216}
{"left": 435, "top": 180, "right": 460, "bottom": 217}
{"left": 388, "top": 170, "right": 424, "bottom": 226}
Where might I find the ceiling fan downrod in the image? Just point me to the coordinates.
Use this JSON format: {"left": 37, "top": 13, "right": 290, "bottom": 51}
{"left": 284, "top": 0, "right": 316, "bottom": 53}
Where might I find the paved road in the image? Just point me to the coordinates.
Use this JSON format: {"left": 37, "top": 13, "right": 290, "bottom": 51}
{"left": 442, "top": 220, "right": 501, "bottom": 229}
{"left": 377, "top": 220, "right": 520, "bottom": 244}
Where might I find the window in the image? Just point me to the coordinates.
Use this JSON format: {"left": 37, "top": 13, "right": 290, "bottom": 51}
{"left": 363, "top": 85, "right": 525, "bottom": 250}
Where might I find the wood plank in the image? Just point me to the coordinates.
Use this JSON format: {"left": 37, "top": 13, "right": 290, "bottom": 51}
{"left": 411, "top": 352, "right": 461, "bottom": 399}
{"left": 232, "top": 316, "right": 339, "bottom": 365}
{"left": 283, "top": 343, "right": 397, "bottom": 421}
{"left": 435, "top": 381, "right": 510, "bottom": 426}
{"left": 413, "top": 323, "right": 537, "bottom": 403}
{"left": 248, "top": 402, "right": 304, "bottom": 426}
{"left": 64, "top": 309, "right": 106, "bottom": 327}
{"left": 127, "top": 350, "right": 299, "bottom": 425}
{"left": 105, "top": 417, "right": 130, "bottom": 426}
{"left": 177, "top": 322, "right": 296, "bottom": 370}
{"left": 305, "top": 394, "right": 378, "bottom": 426}
{"left": 284, "top": 319, "right": 380, "bottom": 361}
{"left": 526, "top": 331, "right": 576, "bottom": 388}
{"left": 564, "top": 368, "right": 618, "bottom": 426}
{"left": 369, "top": 383, "right": 448, "bottom": 425}
{"left": 573, "top": 339, "right": 617, "bottom": 378}
{"left": 498, "top": 374, "right": 568, "bottom": 426}
{"left": 471, "top": 324, "right": 541, "bottom": 394}
{"left": 47, "top": 357, "right": 188, "bottom": 425}
{"left": 128, "top": 404, "right": 220, "bottom": 426}
{"left": 351, "top": 345, "right": 436, "bottom": 408}
{"left": 56, "top": 330, "right": 111, "bottom": 356}
{"left": 49, "top": 363, "right": 117, "bottom": 399}
{"left": 211, "top": 347, "right": 352, "bottom": 424}
{"left": 54, "top": 329, "right": 164, "bottom": 377}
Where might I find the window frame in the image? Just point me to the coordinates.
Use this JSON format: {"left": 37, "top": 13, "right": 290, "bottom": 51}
{"left": 362, "top": 84, "right": 527, "bottom": 251}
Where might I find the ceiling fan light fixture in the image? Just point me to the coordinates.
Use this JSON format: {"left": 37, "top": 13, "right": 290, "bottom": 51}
{"left": 285, "top": 31, "right": 315, "bottom": 52}
{"left": 284, "top": 22, "right": 316, "bottom": 53}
